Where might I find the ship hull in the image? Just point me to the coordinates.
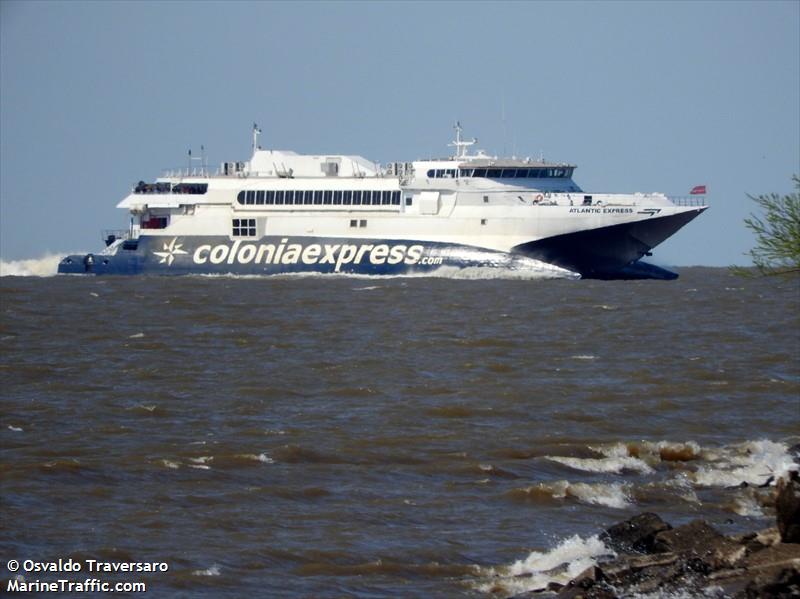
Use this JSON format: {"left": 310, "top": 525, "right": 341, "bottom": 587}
{"left": 57, "top": 209, "right": 705, "bottom": 280}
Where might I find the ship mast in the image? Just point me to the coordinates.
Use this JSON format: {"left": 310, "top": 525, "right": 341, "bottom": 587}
{"left": 449, "top": 122, "right": 477, "bottom": 159}
{"left": 252, "top": 122, "right": 262, "bottom": 154}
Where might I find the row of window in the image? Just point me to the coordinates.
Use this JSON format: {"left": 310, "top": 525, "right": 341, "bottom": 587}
{"left": 232, "top": 218, "right": 370, "bottom": 236}
{"left": 134, "top": 182, "right": 208, "bottom": 195}
{"left": 427, "top": 167, "right": 574, "bottom": 179}
{"left": 236, "top": 189, "right": 402, "bottom": 206}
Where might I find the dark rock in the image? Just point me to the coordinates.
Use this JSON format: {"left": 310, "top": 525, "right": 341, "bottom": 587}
{"left": 555, "top": 569, "right": 616, "bottom": 599}
{"left": 652, "top": 520, "right": 748, "bottom": 570}
{"left": 652, "top": 520, "right": 723, "bottom": 555}
{"left": 775, "top": 471, "right": 800, "bottom": 543}
{"left": 744, "top": 566, "right": 800, "bottom": 598}
{"left": 741, "top": 542, "right": 800, "bottom": 568}
{"left": 599, "top": 512, "right": 672, "bottom": 554}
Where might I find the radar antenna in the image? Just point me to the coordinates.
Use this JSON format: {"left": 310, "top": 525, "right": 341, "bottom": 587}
{"left": 449, "top": 121, "right": 477, "bottom": 159}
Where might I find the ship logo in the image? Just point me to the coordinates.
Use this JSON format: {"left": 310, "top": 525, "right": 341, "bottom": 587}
{"left": 153, "top": 237, "right": 188, "bottom": 265}
{"left": 637, "top": 208, "right": 662, "bottom": 216}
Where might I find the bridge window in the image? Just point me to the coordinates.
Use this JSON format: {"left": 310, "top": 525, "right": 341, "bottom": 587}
{"left": 256, "top": 190, "right": 265, "bottom": 204}
{"left": 381, "top": 190, "right": 391, "bottom": 205}
{"left": 303, "top": 190, "right": 313, "bottom": 205}
{"left": 352, "top": 190, "right": 362, "bottom": 205}
{"left": 172, "top": 183, "right": 208, "bottom": 195}
{"left": 275, "top": 190, "right": 284, "bottom": 205}
{"left": 237, "top": 191, "right": 245, "bottom": 204}
{"left": 392, "top": 191, "right": 401, "bottom": 205}
{"left": 266, "top": 190, "right": 275, "bottom": 204}
{"left": 487, "top": 169, "right": 501, "bottom": 178}
{"left": 142, "top": 216, "right": 168, "bottom": 229}
{"left": 333, "top": 190, "right": 342, "bottom": 205}
{"left": 343, "top": 190, "right": 352, "bottom": 205}
{"left": 472, "top": 168, "right": 487, "bottom": 178}
{"left": 323, "top": 190, "right": 332, "bottom": 205}
{"left": 313, "top": 190, "right": 323, "bottom": 205}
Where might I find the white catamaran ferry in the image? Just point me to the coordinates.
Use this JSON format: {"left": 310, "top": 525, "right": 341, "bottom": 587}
{"left": 58, "top": 124, "right": 706, "bottom": 279}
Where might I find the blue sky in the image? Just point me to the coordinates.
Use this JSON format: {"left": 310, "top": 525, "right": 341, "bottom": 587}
{"left": 1, "top": 0, "right": 798, "bottom": 266}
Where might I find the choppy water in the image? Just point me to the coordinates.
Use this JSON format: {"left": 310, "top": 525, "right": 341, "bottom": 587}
{"left": 1, "top": 268, "right": 798, "bottom": 597}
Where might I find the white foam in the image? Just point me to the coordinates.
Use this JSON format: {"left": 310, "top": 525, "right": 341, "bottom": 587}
{"left": 192, "top": 259, "right": 579, "bottom": 281}
{"left": 238, "top": 453, "right": 274, "bottom": 464}
{"left": 547, "top": 455, "right": 654, "bottom": 475}
{"left": 128, "top": 332, "right": 145, "bottom": 339}
{"left": 7, "top": 425, "right": 23, "bottom": 432}
{"left": 192, "top": 565, "right": 221, "bottom": 576}
{"left": 518, "top": 480, "right": 633, "bottom": 509}
{"left": 691, "top": 440, "right": 796, "bottom": 488}
{"left": 566, "top": 482, "right": 633, "bottom": 509}
{"left": 161, "top": 459, "right": 180, "bottom": 470}
{"left": 428, "top": 263, "right": 579, "bottom": 280}
{"left": 477, "top": 535, "right": 613, "bottom": 595}
{"left": 730, "top": 492, "right": 765, "bottom": 517}
{"left": 0, "top": 254, "right": 68, "bottom": 277}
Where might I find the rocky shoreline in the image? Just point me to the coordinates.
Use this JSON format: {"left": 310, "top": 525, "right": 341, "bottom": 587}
{"left": 509, "top": 472, "right": 800, "bottom": 598}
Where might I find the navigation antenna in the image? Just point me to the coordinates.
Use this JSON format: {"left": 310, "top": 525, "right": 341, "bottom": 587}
{"left": 449, "top": 122, "right": 477, "bottom": 159}
{"left": 252, "top": 122, "right": 262, "bottom": 153}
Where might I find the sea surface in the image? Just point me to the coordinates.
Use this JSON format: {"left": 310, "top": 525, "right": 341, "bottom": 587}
{"left": 1, "top": 267, "right": 798, "bottom": 597}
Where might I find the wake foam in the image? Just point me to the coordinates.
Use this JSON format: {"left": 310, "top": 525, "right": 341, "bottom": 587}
{"left": 0, "top": 253, "right": 69, "bottom": 277}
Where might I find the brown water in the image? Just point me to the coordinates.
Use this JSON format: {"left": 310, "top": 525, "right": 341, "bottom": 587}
{"left": 1, "top": 268, "right": 798, "bottom": 597}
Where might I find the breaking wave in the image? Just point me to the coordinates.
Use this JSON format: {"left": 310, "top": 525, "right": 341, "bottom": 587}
{"left": 475, "top": 534, "right": 614, "bottom": 595}
{"left": 509, "top": 480, "right": 634, "bottom": 509}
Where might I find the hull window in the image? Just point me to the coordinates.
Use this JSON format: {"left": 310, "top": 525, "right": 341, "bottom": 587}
{"left": 232, "top": 218, "right": 256, "bottom": 237}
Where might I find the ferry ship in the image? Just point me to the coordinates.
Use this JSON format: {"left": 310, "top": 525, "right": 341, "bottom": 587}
{"left": 58, "top": 124, "right": 706, "bottom": 279}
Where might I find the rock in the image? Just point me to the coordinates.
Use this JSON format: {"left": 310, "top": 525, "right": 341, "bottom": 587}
{"left": 775, "top": 471, "right": 800, "bottom": 543}
{"left": 788, "top": 443, "right": 800, "bottom": 464}
{"left": 599, "top": 512, "right": 672, "bottom": 554}
{"left": 744, "top": 566, "right": 800, "bottom": 598}
{"left": 555, "top": 567, "right": 616, "bottom": 599}
{"left": 652, "top": 520, "right": 722, "bottom": 554}
{"left": 740, "top": 542, "right": 800, "bottom": 568}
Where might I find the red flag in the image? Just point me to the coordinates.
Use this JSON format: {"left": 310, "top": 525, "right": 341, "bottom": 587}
{"left": 690, "top": 185, "right": 707, "bottom": 195}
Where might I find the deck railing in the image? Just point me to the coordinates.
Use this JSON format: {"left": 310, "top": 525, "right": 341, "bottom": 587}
{"left": 668, "top": 195, "right": 707, "bottom": 207}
